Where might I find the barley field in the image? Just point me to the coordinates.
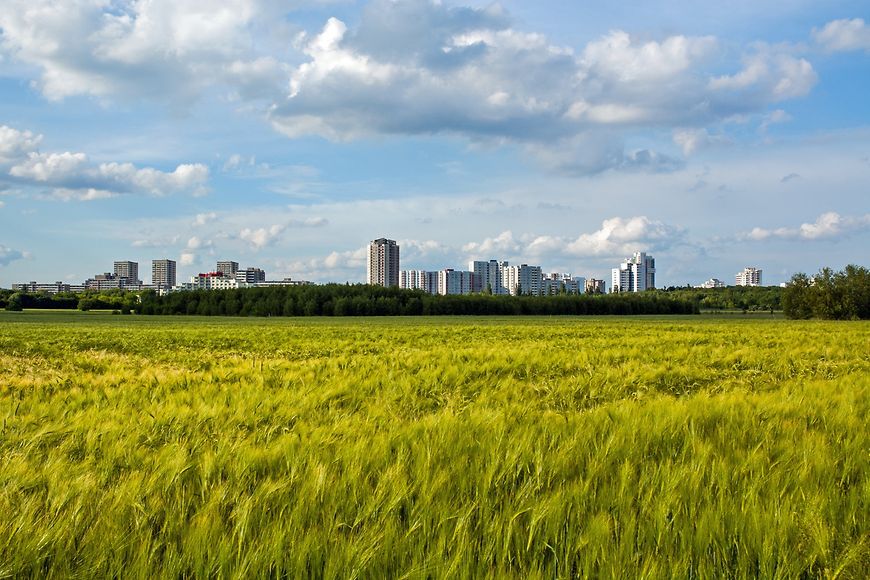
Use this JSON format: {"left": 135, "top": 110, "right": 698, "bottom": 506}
{"left": 1, "top": 312, "right": 868, "bottom": 578}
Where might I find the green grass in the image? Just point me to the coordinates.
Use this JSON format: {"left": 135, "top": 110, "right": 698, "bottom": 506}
{"left": 1, "top": 312, "right": 868, "bottom": 578}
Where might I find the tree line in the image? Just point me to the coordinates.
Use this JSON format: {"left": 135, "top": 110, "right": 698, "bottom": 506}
{"left": 782, "top": 265, "right": 870, "bottom": 320}
{"left": 135, "top": 284, "right": 699, "bottom": 316}
{"left": 658, "top": 285, "right": 783, "bottom": 312}
{"left": 0, "top": 289, "right": 138, "bottom": 313}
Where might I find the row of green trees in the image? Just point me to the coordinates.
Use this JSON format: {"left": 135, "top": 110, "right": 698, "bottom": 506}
{"left": 136, "top": 284, "right": 698, "bottom": 317}
{"left": 782, "top": 265, "right": 870, "bottom": 319}
{"left": 658, "top": 285, "right": 783, "bottom": 312}
{"left": 0, "top": 289, "right": 139, "bottom": 313}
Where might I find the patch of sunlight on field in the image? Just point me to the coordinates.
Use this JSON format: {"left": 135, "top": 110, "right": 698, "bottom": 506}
{"left": 1, "top": 313, "right": 868, "bottom": 577}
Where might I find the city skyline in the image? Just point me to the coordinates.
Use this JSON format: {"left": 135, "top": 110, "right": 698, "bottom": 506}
{"left": 1, "top": 1, "right": 869, "bottom": 288}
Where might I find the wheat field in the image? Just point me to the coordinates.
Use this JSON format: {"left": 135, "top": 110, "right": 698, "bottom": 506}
{"left": 1, "top": 312, "right": 867, "bottom": 578}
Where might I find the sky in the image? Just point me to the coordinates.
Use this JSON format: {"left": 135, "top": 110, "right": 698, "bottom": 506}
{"left": 0, "top": 0, "right": 868, "bottom": 288}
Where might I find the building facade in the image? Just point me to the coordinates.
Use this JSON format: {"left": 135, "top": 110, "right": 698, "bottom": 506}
{"left": 400, "top": 270, "right": 438, "bottom": 294}
{"left": 152, "top": 259, "right": 177, "bottom": 289}
{"left": 470, "top": 259, "right": 509, "bottom": 294}
{"left": 437, "top": 269, "right": 473, "bottom": 295}
{"left": 113, "top": 261, "right": 140, "bottom": 284}
{"left": 735, "top": 267, "right": 762, "bottom": 286}
{"left": 697, "top": 278, "right": 726, "bottom": 289}
{"left": 236, "top": 267, "right": 266, "bottom": 284}
{"left": 611, "top": 252, "right": 655, "bottom": 293}
{"left": 216, "top": 261, "right": 239, "bottom": 277}
{"left": 503, "top": 264, "right": 543, "bottom": 296}
{"left": 586, "top": 279, "right": 606, "bottom": 294}
{"left": 367, "top": 238, "right": 400, "bottom": 287}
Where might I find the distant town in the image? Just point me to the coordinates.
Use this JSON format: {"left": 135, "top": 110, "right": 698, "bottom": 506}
{"left": 9, "top": 237, "right": 766, "bottom": 296}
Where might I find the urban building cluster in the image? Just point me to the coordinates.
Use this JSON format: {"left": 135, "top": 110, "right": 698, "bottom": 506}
{"left": 369, "top": 238, "right": 608, "bottom": 296}
{"left": 8, "top": 239, "right": 765, "bottom": 295}
{"left": 12, "top": 259, "right": 309, "bottom": 294}
{"left": 695, "top": 268, "right": 763, "bottom": 289}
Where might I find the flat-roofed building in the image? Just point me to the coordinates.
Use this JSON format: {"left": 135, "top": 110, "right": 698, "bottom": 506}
{"left": 367, "top": 238, "right": 399, "bottom": 287}
{"left": 152, "top": 259, "right": 176, "bottom": 289}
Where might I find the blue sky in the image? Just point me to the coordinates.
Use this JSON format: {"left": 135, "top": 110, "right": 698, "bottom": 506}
{"left": 1, "top": 0, "right": 868, "bottom": 287}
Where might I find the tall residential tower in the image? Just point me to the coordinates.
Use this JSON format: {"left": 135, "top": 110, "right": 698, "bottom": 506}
{"left": 367, "top": 238, "right": 400, "bottom": 287}
{"left": 611, "top": 252, "right": 656, "bottom": 293}
{"left": 152, "top": 259, "right": 177, "bottom": 289}
{"left": 114, "top": 261, "right": 139, "bottom": 283}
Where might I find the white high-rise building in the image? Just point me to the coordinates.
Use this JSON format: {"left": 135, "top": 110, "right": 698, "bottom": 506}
{"left": 367, "top": 238, "right": 400, "bottom": 287}
{"left": 611, "top": 252, "right": 656, "bottom": 293}
{"left": 152, "top": 259, "right": 176, "bottom": 289}
{"left": 400, "top": 270, "right": 437, "bottom": 294}
{"left": 437, "top": 269, "right": 473, "bottom": 295}
{"left": 503, "top": 264, "right": 543, "bottom": 295}
{"left": 469, "top": 260, "right": 509, "bottom": 294}
{"left": 735, "top": 267, "right": 762, "bottom": 286}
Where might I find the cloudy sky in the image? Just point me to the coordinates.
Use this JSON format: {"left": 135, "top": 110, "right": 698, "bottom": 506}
{"left": 1, "top": 0, "right": 868, "bottom": 287}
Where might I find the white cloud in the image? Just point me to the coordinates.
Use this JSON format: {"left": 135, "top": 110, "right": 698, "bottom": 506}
{"left": 462, "top": 216, "right": 683, "bottom": 261}
{"left": 179, "top": 251, "right": 197, "bottom": 267}
{"left": 709, "top": 48, "right": 817, "bottom": 102}
{"left": 0, "top": 201, "right": 5, "bottom": 209}
{"left": 673, "top": 128, "right": 732, "bottom": 155}
{"left": 48, "top": 188, "right": 117, "bottom": 202}
{"left": 0, "top": 125, "right": 209, "bottom": 199}
{"left": 132, "top": 235, "right": 181, "bottom": 248}
{"left": 287, "top": 216, "right": 329, "bottom": 228}
{"left": 0, "top": 0, "right": 269, "bottom": 101}
{"left": 742, "top": 212, "right": 870, "bottom": 241}
{"left": 239, "top": 224, "right": 286, "bottom": 249}
{"left": 0, "top": 2, "right": 828, "bottom": 175}
{"left": 462, "top": 231, "right": 521, "bottom": 257}
{"left": 193, "top": 212, "right": 218, "bottom": 226}
{"left": 0, "top": 126, "right": 43, "bottom": 163}
{"left": 580, "top": 30, "right": 716, "bottom": 84}
{"left": 563, "top": 216, "right": 682, "bottom": 257}
{"left": 10, "top": 152, "right": 89, "bottom": 181}
{"left": 97, "top": 163, "right": 210, "bottom": 196}
{"left": 813, "top": 18, "right": 870, "bottom": 52}
{"left": 759, "top": 109, "right": 792, "bottom": 133}
{"left": 0, "top": 244, "right": 25, "bottom": 267}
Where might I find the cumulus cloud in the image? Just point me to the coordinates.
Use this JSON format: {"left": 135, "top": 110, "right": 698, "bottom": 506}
{"left": 742, "top": 212, "right": 870, "bottom": 241}
{"left": 673, "top": 128, "right": 732, "bottom": 155}
{"left": 0, "top": 1, "right": 826, "bottom": 174}
{"left": 0, "top": 126, "right": 43, "bottom": 163}
{"left": 180, "top": 251, "right": 198, "bottom": 267}
{"left": 708, "top": 47, "right": 817, "bottom": 103}
{"left": 0, "top": 125, "right": 209, "bottom": 199}
{"left": 813, "top": 18, "right": 870, "bottom": 52}
{"left": 0, "top": 244, "right": 26, "bottom": 267}
{"left": 193, "top": 212, "right": 218, "bottom": 226}
{"left": 463, "top": 216, "right": 683, "bottom": 260}
{"left": 0, "top": 0, "right": 273, "bottom": 102}
{"left": 239, "top": 224, "right": 286, "bottom": 249}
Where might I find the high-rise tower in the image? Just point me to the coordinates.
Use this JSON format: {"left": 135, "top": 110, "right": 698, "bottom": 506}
{"left": 367, "top": 238, "right": 400, "bottom": 287}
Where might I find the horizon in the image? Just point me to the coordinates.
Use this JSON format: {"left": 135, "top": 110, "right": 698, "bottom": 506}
{"left": 2, "top": 1, "right": 869, "bottom": 288}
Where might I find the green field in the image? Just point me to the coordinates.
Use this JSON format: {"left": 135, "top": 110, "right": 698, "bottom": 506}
{"left": 1, "top": 312, "right": 868, "bottom": 578}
